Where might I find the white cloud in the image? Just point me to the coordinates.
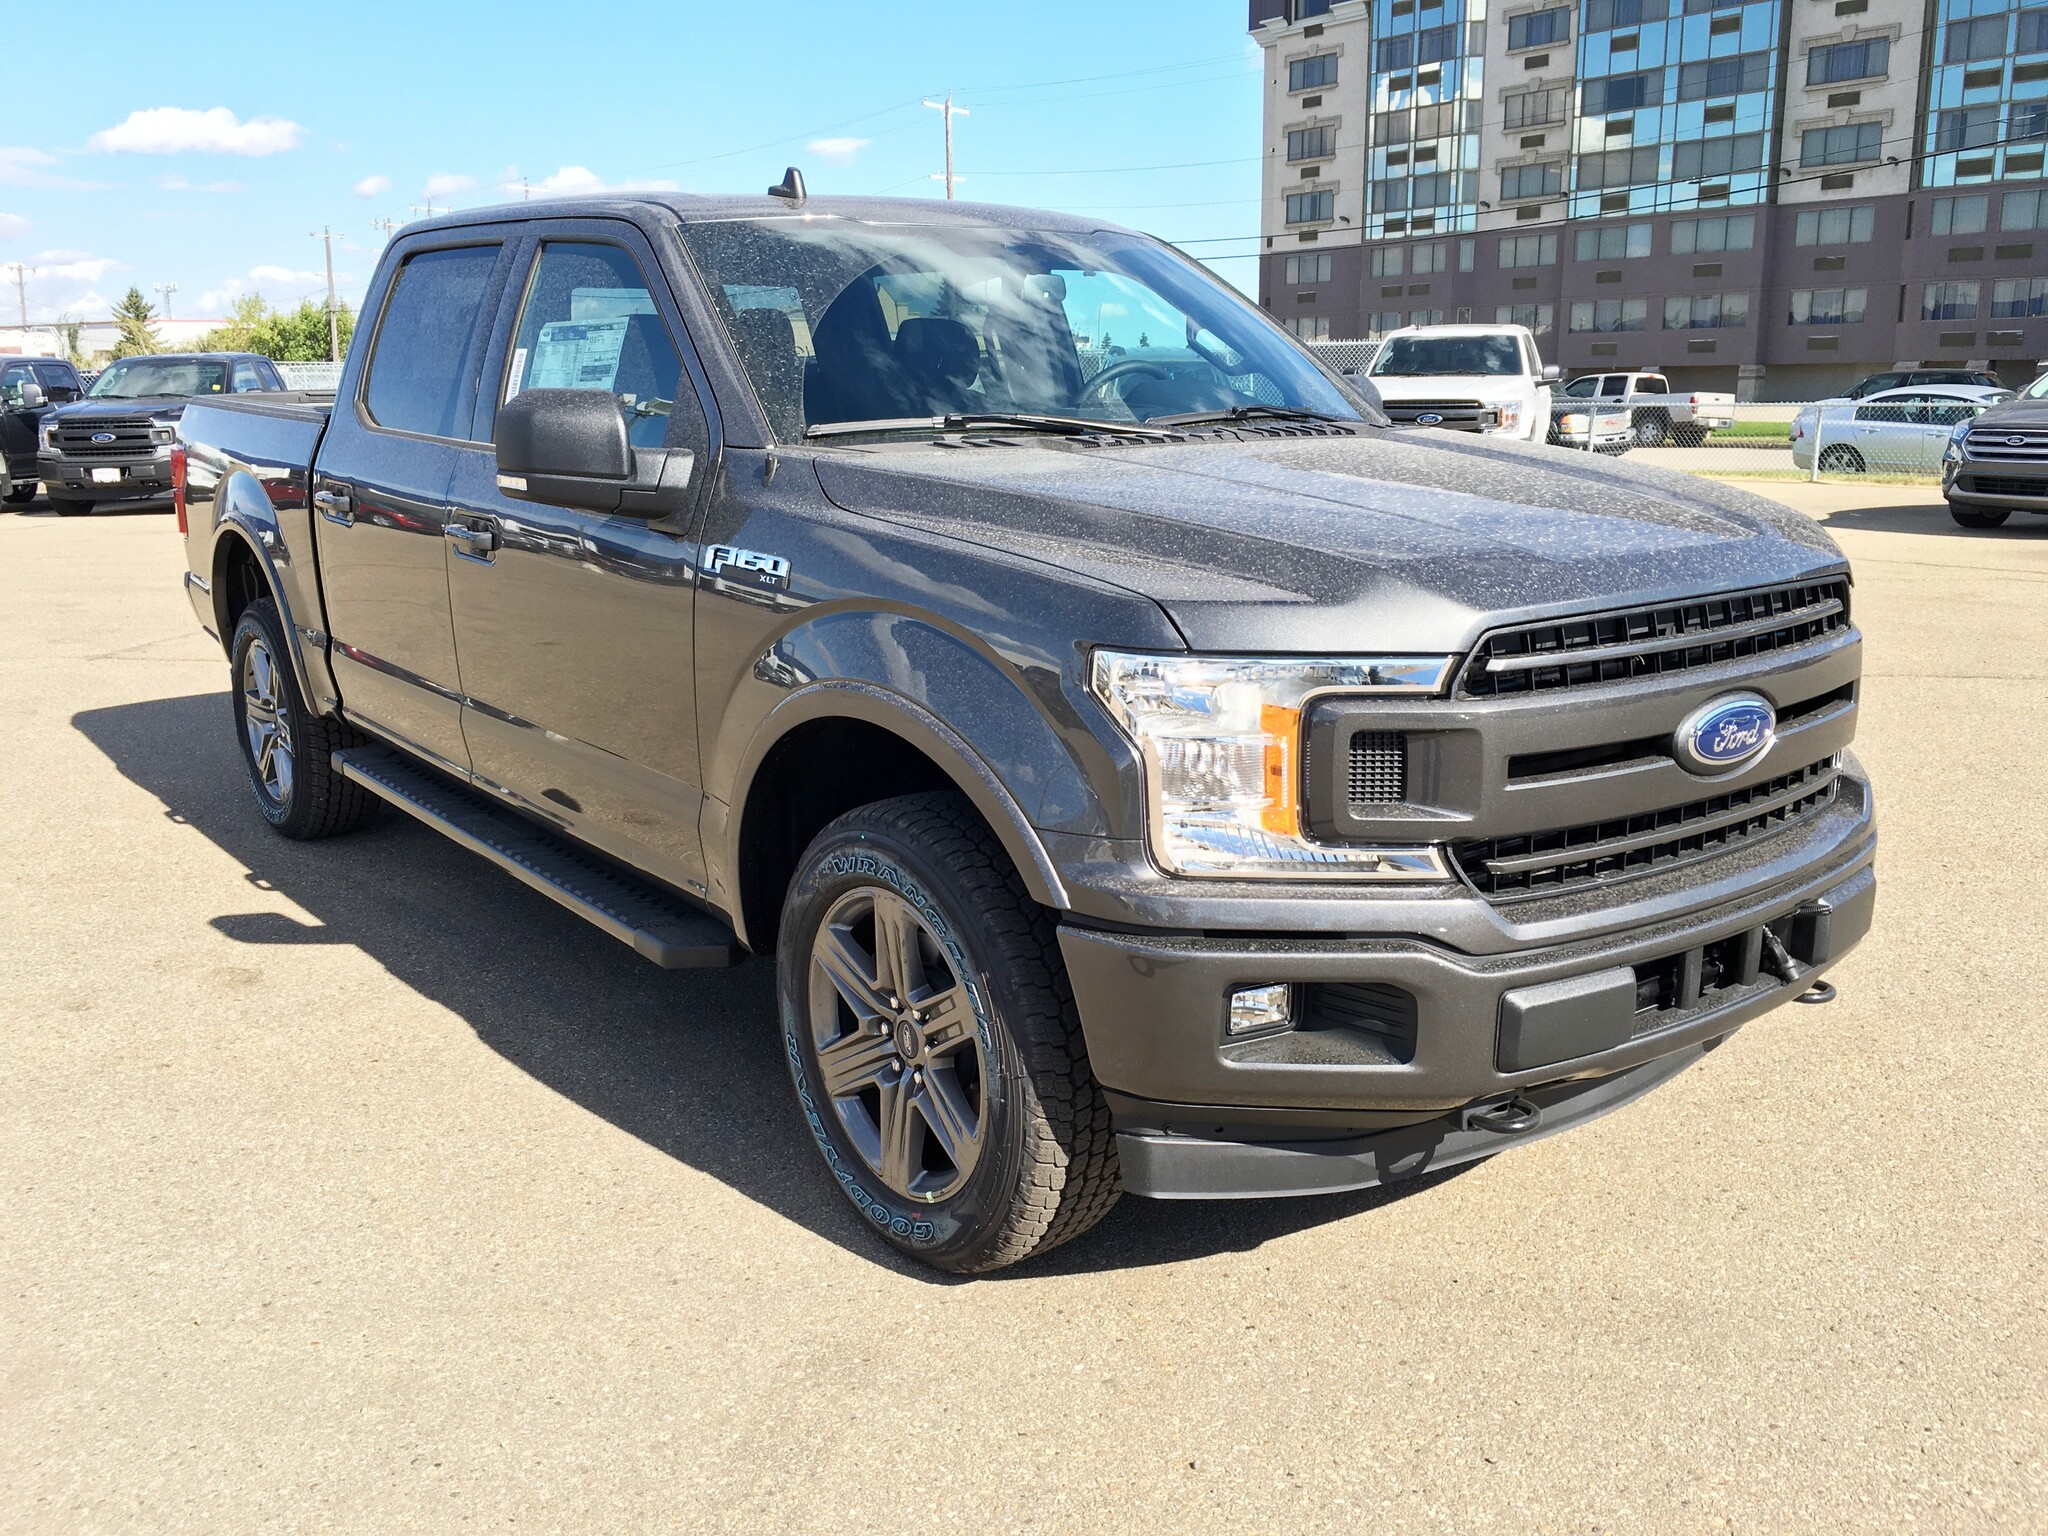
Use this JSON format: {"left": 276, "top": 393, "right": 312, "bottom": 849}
{"left": 89, "top": 107, "right": 305, "bottom": 157}
{"left": 196, "top": 263, "right": 357, "bottom": 316}
{"left": 157, "top": 175, "right": 244, "bottom": 193}
{"left": 34, "top": 255, "right": 123, "bottom": 284}
{"left": 5, "top": 252, "right": 125, "bottom": 321}
{"left": 0, "top": 212, "right": 27, "bottom": 240}
{"left": 423, "top": 172, "right": 476, "bottom": 199}
{"left": 500, "top": 164, "right": 679, "bottom": 197}
{"left": 352, "top": 173, "right": 390, "bottom": 199}
{"left": 806, "top": 137, "right": 870, "bottom": 164}
{"left": 0, "top": 146, "right": 102, "bottom": 190}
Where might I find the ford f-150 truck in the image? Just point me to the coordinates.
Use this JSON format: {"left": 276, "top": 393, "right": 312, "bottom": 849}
{"left": 42, "top": 351, "right": 289, "bottom": 514}
{"left": 1560, "top": 371, "right": 1737, "bottom": 448}
{"left": 176, "top": 188, "right": 1876, "bottom": 1273}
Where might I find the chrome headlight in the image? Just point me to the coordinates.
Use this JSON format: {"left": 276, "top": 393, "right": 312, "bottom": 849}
{"left": 38, "top": 419, "right": 56, "bottom": 450}
{"left": 1483, "top": 399, "right": 1525, "bottom": 435}
{"left": 1089, "top": 651, "right": 1453, "bottom": 880}
{"left": 1944, "top": 419, "right": 1972, "bottom": 466}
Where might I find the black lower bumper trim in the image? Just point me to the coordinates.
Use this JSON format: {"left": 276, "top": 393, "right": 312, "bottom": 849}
{"left": 1116, "top": 1038, "right": 1716, "bottom": 1199}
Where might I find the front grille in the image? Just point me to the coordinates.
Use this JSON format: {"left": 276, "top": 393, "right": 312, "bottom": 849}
{"left": 1384, "top": 399, "right": 1498, "bottom": 431}
{"left": 1347, "top": 731, "right": 1408, "bottom": 804}
{"left": 1962, "top": 473, "right": 2048, "bottom": 499}
{"left": 1453, "top": 756, "right": 1840, "bottom": 903}
{"left": 1964, "top": 428, "right": 2048, "bottom": 464}
{"left": 1460, "top": 579, "right": 1851, "bottom": 698}
{"left": 52, "top": 417, "right": 156, "bottom": 459}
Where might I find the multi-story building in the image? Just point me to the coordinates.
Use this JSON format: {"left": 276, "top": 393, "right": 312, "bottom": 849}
{"left": 1252, "top": 0, "right": 2048, "bottom": 395}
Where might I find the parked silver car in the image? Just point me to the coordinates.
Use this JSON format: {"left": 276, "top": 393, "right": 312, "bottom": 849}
{"left": 1791, "top": 385, "right": 2012, "bottom": 475}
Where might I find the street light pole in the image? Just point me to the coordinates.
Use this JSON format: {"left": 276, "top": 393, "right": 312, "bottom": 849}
{"left": 921, "top": 93, "right": 969, "bottom": 200}
{"left": 311, "top": 226, "right": 340, "bottom": 362}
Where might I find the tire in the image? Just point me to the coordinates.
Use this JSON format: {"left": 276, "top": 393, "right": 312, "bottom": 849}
{"left": 1948, "top": 503, "right": 2011, "bottom": 528}
{"left": 1633, "top": 412, "right": 1670, "bottom": 448}
{"left": 52, "top": 499, "right": 92, "bottom": 516}
{"left": 777, "top": 791, "right": 1119, "bottom": 1273}
{"left": 228, "top": 598, "right": 376, "bottom": 839}
{"left": 1817, "top": 444, "right": 1865, "bottom": 475}
{"left": 1672, "top": 424, "right": 1708, "bottom": 448}
{"left": 2, "top": 484, "right": 35, "bottom": 504}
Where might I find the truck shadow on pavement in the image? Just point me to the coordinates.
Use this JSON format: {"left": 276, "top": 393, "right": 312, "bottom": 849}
{"left": 74, "top": 691, "right": 1464, "bottom": 1281}
{"left": 1816, "top": 502, "right": 2048, "bottom": 539}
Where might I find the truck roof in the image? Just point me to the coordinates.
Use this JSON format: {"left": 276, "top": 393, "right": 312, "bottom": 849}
{"left": 398, "top": 191, "right": 1132, "bottom": 240}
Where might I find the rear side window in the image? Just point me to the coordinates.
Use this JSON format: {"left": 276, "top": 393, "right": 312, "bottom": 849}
{"left": 364, "top": 245, "right": 500, "bottom": 439}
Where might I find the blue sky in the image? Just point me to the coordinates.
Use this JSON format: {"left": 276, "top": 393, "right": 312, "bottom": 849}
{"left": 0, "top": 0, "right": 1266, "bottom": 328}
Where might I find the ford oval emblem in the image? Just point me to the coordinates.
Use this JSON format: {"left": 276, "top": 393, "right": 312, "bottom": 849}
{"left": 90, "top": 431, "right": 116, "bottom": 443}
{"left": 1674, "top": 692, "right": 1776, "bottom": 775}
{"left": 1415, "top": 412, "right": 1444, "bottom": 426}
{"left": 2009, "top": 436, "right": 2029, "bottom": 447}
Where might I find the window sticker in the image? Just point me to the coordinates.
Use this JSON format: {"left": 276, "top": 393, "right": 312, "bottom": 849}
{"left": 528, "top": 318, "right": 630, "bottom": 392}
{"left": 504, "top": 346, "right": 528, "bottom": 402}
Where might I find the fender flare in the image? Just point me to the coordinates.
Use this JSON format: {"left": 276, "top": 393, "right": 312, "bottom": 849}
{"left": 208, "top": 468, "right": 339, "bottom": 715}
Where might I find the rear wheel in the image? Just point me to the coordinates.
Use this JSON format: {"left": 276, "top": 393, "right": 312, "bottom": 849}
{"left": 1672, "top": 424, "right": 1708, "bottom": 448}
{"left": 229, "top": 599, "right": 376, "bottom": 839}
{"left": 1817, "top": 444, "right": 1865, "bottom": 475}
{"left": 778, "top": 792, "right": 1119, "bottom": 1273}
{"left": 1633, "top": 411, "right": 1670, "bottom": 448}
{"left": 1948, "top": 503, "right": 2011, "bottom": 529}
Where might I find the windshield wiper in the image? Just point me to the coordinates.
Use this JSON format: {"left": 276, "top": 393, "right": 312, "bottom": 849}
{"left": 805, "top": 411, "right": 1180, "bottom": 441}
{"left": 1147, "top": 404, "right": 1355, "bottom": 428}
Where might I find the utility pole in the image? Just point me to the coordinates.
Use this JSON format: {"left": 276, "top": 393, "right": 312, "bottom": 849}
{"left": 155, "top": 282, "right": 177, "bottom": 321}
{"left": 922, "top": 93, "right": 969, "bottom": 200}
{"left": 520, "top": 176, "right": 531, "bottom": 201}
{"left": 369, "top": 217, "right": 397, "bottom": 243}
{"left": 4, "top": 263, "right": 28, "bottom": 329}
{"left": 311, "top": 226, "right": 340, "bottom": 362}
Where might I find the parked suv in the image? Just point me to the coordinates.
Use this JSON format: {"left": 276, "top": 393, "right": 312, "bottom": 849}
{"left": 175, "top": 192, "right": 1875, "bottom": 1273}
{"left": 1942, "top": 368, "right": 2048, "bottom": 527}
{"left": 40, "top": 352, "right": 287, "bottom": 515}
{"left": 0, "top": 356, "right": 87, "bottom": 502}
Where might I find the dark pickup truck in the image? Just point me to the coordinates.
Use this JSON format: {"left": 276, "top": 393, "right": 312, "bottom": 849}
{"left": 42, "top": 351, "right": 289, "bottom": 514}
{"left": 177, "top": 188, "right": 1876, "bottom": 1273}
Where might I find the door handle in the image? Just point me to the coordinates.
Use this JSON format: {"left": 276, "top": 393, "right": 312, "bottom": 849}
{"left": 312, "top": 488, "right": 353, "bottom": 526}
{"left": 446, "top": 522, "right": 498, "bottom": 561}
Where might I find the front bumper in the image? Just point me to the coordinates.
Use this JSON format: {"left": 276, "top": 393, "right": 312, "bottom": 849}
{"left": 1946, "top": 463, "right": 2048, "bottom": 511}
{"left": 39, "top": 454, "right": 172, "bottom": 503}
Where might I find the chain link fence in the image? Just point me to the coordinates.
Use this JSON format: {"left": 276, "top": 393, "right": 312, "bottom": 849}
{"left": 275, "top": 361, "right": 342, "bottom": 393}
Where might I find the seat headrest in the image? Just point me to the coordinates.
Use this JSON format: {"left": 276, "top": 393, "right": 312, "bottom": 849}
{"left": 894, "top": 317, "right": 980, "bottom": 389}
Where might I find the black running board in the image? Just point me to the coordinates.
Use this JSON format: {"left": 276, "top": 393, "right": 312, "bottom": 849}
{"left": 332, "top": 745, "right": 743, "bottom": 969}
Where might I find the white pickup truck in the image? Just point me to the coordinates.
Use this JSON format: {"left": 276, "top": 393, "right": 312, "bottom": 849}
{"left": 1364, "top": 324, "right": 1556, "bottom": 443}
{"left": 1559, "top": 371, "right": 1735, "bottom": 448}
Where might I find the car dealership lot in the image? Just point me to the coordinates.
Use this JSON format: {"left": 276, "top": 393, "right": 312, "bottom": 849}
{"left": 2, "top": 487, "right": 2043, "bottom": 1533}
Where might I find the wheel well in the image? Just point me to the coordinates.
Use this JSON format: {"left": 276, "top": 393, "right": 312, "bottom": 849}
{"left": 737, "top": 717, "right": 962, "bottom": 953}
{"left": 213, "top": 534, "right": 267, "bottom": 638}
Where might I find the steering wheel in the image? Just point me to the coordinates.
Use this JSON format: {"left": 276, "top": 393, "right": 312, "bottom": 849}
{"left": 1079, "top": 358, "right": 1173, "bottom": 409}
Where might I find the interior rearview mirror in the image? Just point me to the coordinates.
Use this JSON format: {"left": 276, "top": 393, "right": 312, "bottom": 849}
{"left": 493, "top": 388, "right": 692, "bottom": 517}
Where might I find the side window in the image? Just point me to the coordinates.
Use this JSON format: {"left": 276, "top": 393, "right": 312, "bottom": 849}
{"left": 504, "top": 242, "right": 684, "bottom": 451}
{"left": 1598, "top": 376, "right": 1626, "bottom": 396}
{"left": 364, "top": 244, "right": 501, "bottom": 440}
{"left": 1924, "top": 398, "right": 1977, "bottom": 427}
{"left": 260, "top": 359, "right": 285, "bottom": 390}
{"left": 1564, "top": 378, "right": 1596, "bottom": 397}
{"left": 0, "top": 364, "right": 32, "bottom": 407}
{"left": 232, "top": 360, "right": 264, "bottom": 392}
{"left": 34, "top": 363, "right": 79, "bottom": 399}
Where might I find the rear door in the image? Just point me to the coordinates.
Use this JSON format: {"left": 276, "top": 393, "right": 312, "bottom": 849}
{"left": 312, "top": 235, "right": 513, "bottom": 773}
{"left": 443, "top": 221, "right": 721, "bottom": 891}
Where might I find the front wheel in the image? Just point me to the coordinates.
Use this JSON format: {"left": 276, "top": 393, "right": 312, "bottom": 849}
{"left": 1949, "top": 503, "right": 2011, "bottom": 529}
{"left": 2, "top": 483, "right": 35, "bottom": 504}
{"left": 777, "top": 792, "right": 1119, "bottom": 1273}
{"left": 52, "top": 499, "right": 92, "bottom": 516}
{"left": 229, "top": 599, "right": 377, "bottom": 839}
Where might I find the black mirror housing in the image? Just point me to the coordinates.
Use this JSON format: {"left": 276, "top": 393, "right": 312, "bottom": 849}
{"left": 492, "top": 387, "right": 692, "bottom": 517}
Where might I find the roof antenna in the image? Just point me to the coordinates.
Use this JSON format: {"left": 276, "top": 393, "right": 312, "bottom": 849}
{"left": 767, "top": 166, "right": 806, "bottom": 204}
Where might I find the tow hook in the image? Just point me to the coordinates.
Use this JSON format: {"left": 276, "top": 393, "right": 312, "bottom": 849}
{"left": 1760, "top": 925, "right": 1838, "bottom": 1004}
{"left": 1461, "top": 1095, "right": 1543, "bottom": 1136}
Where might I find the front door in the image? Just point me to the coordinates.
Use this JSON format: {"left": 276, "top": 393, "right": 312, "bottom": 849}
{"left": 314, "top": 238, "right": 509, "bottom": 773}
{"left": 445, "top": 228, "right": 719, "bottom": 892}
{"left": 0, "top": 363, "right": 38, "bottom": 483}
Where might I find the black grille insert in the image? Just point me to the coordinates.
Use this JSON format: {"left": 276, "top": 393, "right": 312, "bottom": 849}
{"left": 52, "top": 417, "right": 157, "bottom": 459}
{"left": 1454, "top": 756, "right": 1840, "bottom": 902}
{"left": 1347, "top": 731, "right": 1408, "bottom": 804}
{"left": 1962, "top": 474, "right": 2048, "bottom": 499}
{"left": 1384, "top": 399, "right": 1500, "bottom": 431}
{"left": 1460, "top": 579, "right": 1851, "bottom": 698}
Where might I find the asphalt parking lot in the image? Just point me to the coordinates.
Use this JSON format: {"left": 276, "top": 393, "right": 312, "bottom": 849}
{"left": 3, "top": 482, "right": 2044, "bottom": 1533}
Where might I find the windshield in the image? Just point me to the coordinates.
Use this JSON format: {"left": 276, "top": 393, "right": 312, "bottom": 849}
{"left": 1369, "top": 335, "right": 1524, "bottom": 378}
{"left": 677, "top": 218, "right": 1362, "bottom": 440}
{"left": 87, "top": 358, "right": 229, "bottom": 399}
{"left": 2026, "top": 372, "right": 2048, "bottom": 400}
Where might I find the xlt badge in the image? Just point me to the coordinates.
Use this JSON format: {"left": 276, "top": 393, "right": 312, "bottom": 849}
{"left": 703, "top": 544, "right": 791, "bottom": 591}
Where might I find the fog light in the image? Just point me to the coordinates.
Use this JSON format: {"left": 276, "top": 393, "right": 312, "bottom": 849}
{"left": 1228, "top": 983, "right": 1295, "bottom": 1036}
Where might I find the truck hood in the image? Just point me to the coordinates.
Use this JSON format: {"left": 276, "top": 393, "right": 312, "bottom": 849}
{"left": 1973, "top": 396, "right": 2048, "bottom": 430}
{"left": 1367, "top": 375, "right": 1537, "bottom": 402}
{"left": 51, "top": 396, "right": 195, "bottom": 423}
{"left": 812, "top": 428, "right": 1846, "bottom": 653}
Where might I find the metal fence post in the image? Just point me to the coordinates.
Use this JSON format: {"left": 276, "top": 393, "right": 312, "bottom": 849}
{"left": 1810, "top": 403, "right": 1824, "bottom": 483}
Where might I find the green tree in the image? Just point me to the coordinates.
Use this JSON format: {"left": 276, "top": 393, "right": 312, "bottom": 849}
{"left": 109, "top": 286, "right": 161, "bottom": 358}
{"left": 187, "top": 293, "right": 270, "bottom": 353}
{"left": 245, "top": 298, "right": 354, "bottom": 362}
{"left": 57, "top": 319, "right": 85, "bottom": 366}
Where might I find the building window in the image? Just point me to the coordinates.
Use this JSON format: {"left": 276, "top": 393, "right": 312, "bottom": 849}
{"left": 1286, "top": 190, "right": 1335, "bottom": 224}
{"left": 2005, "top": 189, "right": 2048, "bottom": 232}
{"left": 1508, "top": 6, "right": 1572, "bottom": 50}
{"left": 1370, "top": 246, "right": 1405, "bottom": 277}
{"left": 1374, "top": 102, "right": 1463, "bottom": 145}
{"left": 1498, "top": 232, "right": 1559, "bottom": 267}
{"left": 1412, "top": 240, "right": 1452, "bottom": 274}
{"left": 1800, "top": 123, "right": 1881, "bottom": 167}
{"left": 1496, "top": 302, "right": 1556, "bottom": 335}
{"left": 1287, "top": 125, "right": 1337, "bottom": 162}
{"left": 1372, "top": 311, "right": 1404, "bottom": 333}
{"left": 1285, "top": 252, "right": 1334, "bottom": 284}
{"left": 1500, "top": 162, "right": 1564, "bottom": 200}
{"left": 1664, "top": 293, "right": 1748, "bottom": 329}
{"left": 1678, "top": 52, "right": 1772, "bottom": 101}
{"left": 1943, "top": 14, "right": 2007, "bottom": 64}
{"left": 1583, "top": 70, "right": 1661, "bottom": 114}
{"left": 1295, "top": 0, "right": 1334, "bottom": 17}
{"left": 1409, "top": 308, "right": 1445, "bottom": 326}
{"left": 1584, "top": 0, "right": 1666, "bottom": 30}
{"left": 1670, "top": 214, "right": 1756, "bottom": 253}
{"left": 1408, "top": 171, "right": 1458, "bottom": 207}
{"left": 1569, "top": 298, "right": 1647, "bottom": 332}
{"left": 1416, "top": 24, "right": 1460, "bottom": 64}
{"left": 1806, "top": 38, "right": 1889, "bottom": 86}
{"left": 1504, "top": 86, "right": 1567, "bottom": 130}
{"left": 1789, "top": 288, "right": 1867, "bottom": 325}
{"left": 2015, "top": 102, "right": 2048, "bottom": 143}
{"left": 1289, "top": 53, "right": 1340, "bottom": 91}
{"left": 1795, "top": 206, "right": 1876, "bottom": 245}
{"left": 1992, "top": 278, "right": 2048, "bottom": 319}
{"left": 1574, "top": 223, "right": 1652, "bottom": 260}
{"left": 2021, "top": 7, "right": 2048, "bottom": 53}
{"left": 1673, "top": 133, "right": 1766, "bottom": 182}
{"left": 1921, "top": 281, "right": 1981, "bottom": 321}
{"left": 1681, "top": 0, "right": 1746, "bottom": 12}
{"left": 1931, "top": 195, "right": 1989, "bottom": 237}
{"left": 1935, "top": 107, "right": 2001, "bottom": 154}
{"left": 1288, "top": 316, "right": 1333, "bottom": 340}
{"left": 1578, "top": 145, "right": 1662, "bottom": 189}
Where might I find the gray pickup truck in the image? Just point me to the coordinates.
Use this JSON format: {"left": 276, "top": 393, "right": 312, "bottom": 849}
{"left": 175, "top": 186, "right": 1876, "bottom": 1273}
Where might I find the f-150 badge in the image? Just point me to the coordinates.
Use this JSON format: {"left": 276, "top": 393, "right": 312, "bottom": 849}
{"left": 703, "top": 544, "right": 791, "bottom": 591}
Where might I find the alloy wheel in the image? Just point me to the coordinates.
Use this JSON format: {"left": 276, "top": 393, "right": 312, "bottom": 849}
{"left": 240, "top": 634, "right": 295, "bottom": 807}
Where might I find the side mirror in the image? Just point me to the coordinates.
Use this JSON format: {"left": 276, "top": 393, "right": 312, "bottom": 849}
{"left": 17, "top": 382, "right": 46, "bottom": 410}
{"left": 493, "top": 388, "right": 693, "bottom": 517}
{"left": 1540, "top": 365, "right": 1561, "bottom": 384}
